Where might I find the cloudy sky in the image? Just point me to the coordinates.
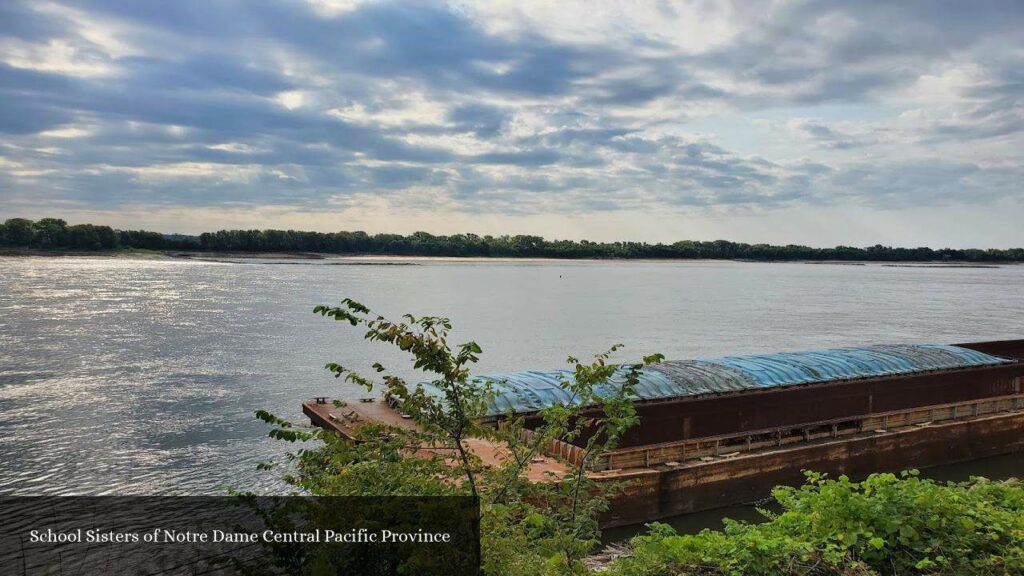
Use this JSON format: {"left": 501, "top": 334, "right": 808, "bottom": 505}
{"left": 1, "top": 1, "right": 1021, "bottom": 247}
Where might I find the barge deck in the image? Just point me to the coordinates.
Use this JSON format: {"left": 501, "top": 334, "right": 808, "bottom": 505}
{"left": 303, "top": 398, "right": 569, "bottom": 482}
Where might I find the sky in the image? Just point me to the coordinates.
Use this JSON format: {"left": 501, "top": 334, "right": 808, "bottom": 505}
{"left": 0, "top": 0, "right": 1022, "bottom": 247}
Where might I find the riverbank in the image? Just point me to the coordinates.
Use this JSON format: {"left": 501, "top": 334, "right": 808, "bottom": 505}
{"left": 1, "top": 247, "right": 1018, "bottom": 267}
{"left": 591, "top": 472, "right": 1024, "bottom": 575}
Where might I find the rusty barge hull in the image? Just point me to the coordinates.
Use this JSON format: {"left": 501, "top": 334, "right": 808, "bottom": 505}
{"left": 593, "top": 340, "right": 1024, "bottom": 526}
{"left": 601, "top": 408, "right": 1024, "bottom": 527}
{"left": 521, "top": 340, "right": 1024, "bottom": 449}
{"left": 525, "top": 362, "right": 1023, "bottom": 448}
{"left": 302, "top": 339, "right": 1024, "bottom": 529}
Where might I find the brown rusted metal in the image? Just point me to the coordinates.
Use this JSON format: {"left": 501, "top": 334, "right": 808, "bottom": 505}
{"left": 590, "top": 393, "right": 1024, "bottom": 471}
{"left": 539, "top": 360, "right": 1024, "bottom": 448}
{"left": 599, "top": 410, "right": 1024, "bottom": 528}
{"left": 958, "top": 339, "right": 1024, "bottom": 360}
{"left": 303, "top": 340, "right": 1024, "bottom": 529}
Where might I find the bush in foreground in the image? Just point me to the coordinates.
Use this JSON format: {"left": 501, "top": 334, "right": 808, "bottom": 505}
{"left": 609, "top": 471, "right": 1024, "bottom": 576}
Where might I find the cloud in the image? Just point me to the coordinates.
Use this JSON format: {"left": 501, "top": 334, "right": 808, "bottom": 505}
{"left": 789, "top": 119, "right": 876, "bottom": 149}
{"left": 0, "top": 0, "right": 1021, "bottom": 243}
{"left": 447, "top": 103, "right": 509, "bottom": 137}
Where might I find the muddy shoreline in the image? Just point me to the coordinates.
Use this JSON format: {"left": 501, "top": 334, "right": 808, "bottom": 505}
{"left": 0, "top": 248, "right": 1016, "bottom": 267}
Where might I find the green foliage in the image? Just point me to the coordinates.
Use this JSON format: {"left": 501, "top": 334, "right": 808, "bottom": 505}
{"left": 0, "top": 217, "right": 200, "bottom": 251}
{"left": 1, "top": 218, "right": 35, "bottom": 246}
{"left": 194, "top": 229, "right": 1024, "bottom": 262}
{"left": 610, "top": 471, "right": 1024, "bottom": 576}
{"left": 259, "top": 298, "right": 662, "bottom": 575}
{"left": 254, "top": 410, "right": 316, "bottom": 442}
{"left": 4, "top": 217, "right": 1024, "bottom": 261}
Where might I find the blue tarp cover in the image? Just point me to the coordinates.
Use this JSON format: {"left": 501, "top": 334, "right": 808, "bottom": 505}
{"left": 419, "top": 344, "right": 1012, "bottom": 417}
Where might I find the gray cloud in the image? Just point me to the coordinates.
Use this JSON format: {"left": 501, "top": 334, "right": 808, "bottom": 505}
{"left": 444, "top": 103, "right": 509, "bottom": 138}
{"left": 0, "top": 0, "right": 1021, "bottom": 222}
{"left": 791, "top": 119, "right": 873, "bottom": 149}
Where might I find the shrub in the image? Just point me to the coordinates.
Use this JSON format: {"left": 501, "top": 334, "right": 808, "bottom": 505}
{"left": 610, "top": 471, "right": 1024, "bottom": 576}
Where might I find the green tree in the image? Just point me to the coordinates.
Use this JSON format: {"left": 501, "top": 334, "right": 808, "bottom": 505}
{"left": 2, "top": 218, "right": 34, "bottom": 246}
{"left": 257, "top": 299, "right": 662, "bottom": 575}
{"left": 65, "top": 223, "right": 118, "bottom": 250}
{"left": 32, "top": 218, "right": 68, "bottom": 248}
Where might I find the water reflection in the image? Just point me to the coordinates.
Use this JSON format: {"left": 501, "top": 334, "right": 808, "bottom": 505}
{"left": 1, "top": 256, "right": 1022, "bottom": 497}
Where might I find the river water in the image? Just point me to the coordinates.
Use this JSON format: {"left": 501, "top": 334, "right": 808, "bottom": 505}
{"left": 2, "top": 256, "right": 1022, "bottom": 522}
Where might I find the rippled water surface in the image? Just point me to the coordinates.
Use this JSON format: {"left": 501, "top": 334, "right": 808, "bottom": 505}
{"left": 1, "top": 256, "right": 1023, "bottom": 495}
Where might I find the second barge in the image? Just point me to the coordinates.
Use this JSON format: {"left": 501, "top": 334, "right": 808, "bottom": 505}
{"left": 304, "top": 339, "right": 1024, "bottom": 528}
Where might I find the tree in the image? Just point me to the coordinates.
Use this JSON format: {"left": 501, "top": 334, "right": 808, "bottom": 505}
{"left": 4, "top": 216, "right": 1023, "bottom": 262}
{"left": 257, "top": 299, "right": 663, "bottom": 575}
{"left": 65, "top": 223, "right": 118, "bottom": 250}
{"left": 31, "top": 218, "right": 68, "bottom": 248}
{"left": 2, "top": 218, "right": 34, "bottom": 246}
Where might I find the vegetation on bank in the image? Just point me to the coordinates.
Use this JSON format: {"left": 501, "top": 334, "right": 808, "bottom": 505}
{"left": 4, "top": 217, "right": 1024, "bottom": 262}
{"left": 611, "top": 472, "right": 1024, "bottom": 576}
{"left": 256, "top": 300, "right": 1024, "bottom": 574}
{"left": 0, "top": 217, "right": 196, "bottom": 251}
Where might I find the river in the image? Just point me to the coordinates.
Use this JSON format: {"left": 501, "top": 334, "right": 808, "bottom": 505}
{"left": 2, "top": 256, "right": 1022, "bottom": 523}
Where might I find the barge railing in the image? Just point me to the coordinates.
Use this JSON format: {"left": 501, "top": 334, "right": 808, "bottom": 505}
{"left": 587, "top": 393, "right": 1024, "bottom": 472}
{"left": 513, "top": 427, "right": 587, "bottom": 465}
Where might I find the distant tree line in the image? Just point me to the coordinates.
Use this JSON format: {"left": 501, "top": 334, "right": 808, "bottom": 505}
{"left": 2, "top": 217, "right": 1022, "bottom": 262}
{"left": 0, "top": 218, "right": 199, "bottom": 251}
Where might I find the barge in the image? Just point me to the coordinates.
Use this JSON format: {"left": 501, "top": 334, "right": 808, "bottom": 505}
{"left": 304, "top": 339, "right": 1024, "bottom": 528}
